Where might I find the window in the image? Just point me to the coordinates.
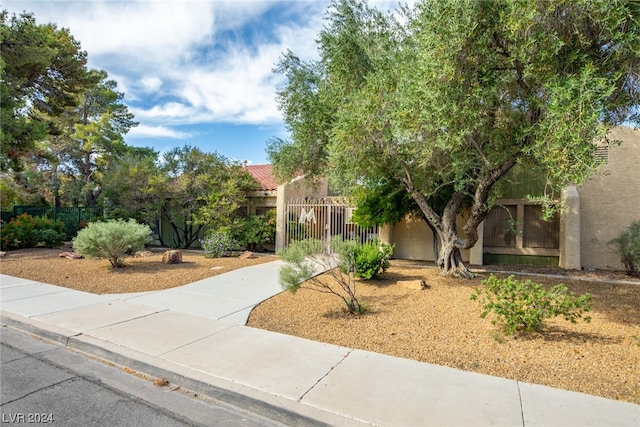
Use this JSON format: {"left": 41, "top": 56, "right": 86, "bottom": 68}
{"left": 484, "top": 200, "right": 560, "bottom": 256}
{"left": 484, "top": 205, "right": 517, "bottom": 247}
{"left": 523, "top": 205, "right": 559, "bottom": 249}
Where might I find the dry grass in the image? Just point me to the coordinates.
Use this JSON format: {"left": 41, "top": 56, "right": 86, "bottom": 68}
{"left": 1, "top": 248, "right": 639, "bottom": 404}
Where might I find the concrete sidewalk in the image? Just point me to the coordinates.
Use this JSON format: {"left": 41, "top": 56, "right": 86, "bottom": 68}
{"left": 1, "top": 261, "right": 638, "bottom": 426}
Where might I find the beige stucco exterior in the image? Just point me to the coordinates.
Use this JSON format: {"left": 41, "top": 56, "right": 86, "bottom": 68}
{"left": 380, "top": 213, "right": 471, "bottom": 263}
{"left": 578, "top": 126, "right": 640, "bottom": 270}
{"left": 273, "top": 127, "right": 638, "bottom": 270}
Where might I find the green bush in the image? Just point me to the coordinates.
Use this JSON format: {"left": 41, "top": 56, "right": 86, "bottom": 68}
{"left": 73, "top": 219, "right": 152, "bottom": 268}
{"left": 608, "top": 221, "right": 640, "bottom": 277}
{"left": 33, "top": 228, "right": 65, "bottom": 248}
{"left": 0, "top": 214, "right": 65, "bottom": 250}
{"left": 470, "top": 275, "right": 592, "bottom": 336}
{"left": 200, "top": 231, "right": 239, "bottom": 258}
{"left": 335, "top": 239, "right": 394, "bottom": 280}
{"left": 233, "top": 210, "right": 276, "bottom": 251}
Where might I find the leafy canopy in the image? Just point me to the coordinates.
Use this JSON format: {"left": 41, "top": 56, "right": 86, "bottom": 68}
{"left": 268, "top": 0, "right": 640, "bottom": 277}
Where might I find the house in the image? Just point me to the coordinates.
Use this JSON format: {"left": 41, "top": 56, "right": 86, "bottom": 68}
{"left": 242, "top": 164, "right": 279, "bottom": 217}
{"left": 377, "top": 126, "right": 640, "bottom": 271}
{"left": 271, "top": 126, "right": 639, "bottom": 271}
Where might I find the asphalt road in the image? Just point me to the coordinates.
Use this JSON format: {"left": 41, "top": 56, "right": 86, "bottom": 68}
{"left": 0, "top": 326, "right": 285, "bottom": 427}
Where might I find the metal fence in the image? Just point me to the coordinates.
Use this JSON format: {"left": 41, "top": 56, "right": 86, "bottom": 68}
{"left": 284, "top": 197, "right": 378, "bottom": 251}
{"left": 1, "top": 205, "right": 103, "bottom": 239}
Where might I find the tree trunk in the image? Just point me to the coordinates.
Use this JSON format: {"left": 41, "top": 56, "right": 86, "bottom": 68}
{"left": 437, "top": 237, "right": 474, "bottom": 279}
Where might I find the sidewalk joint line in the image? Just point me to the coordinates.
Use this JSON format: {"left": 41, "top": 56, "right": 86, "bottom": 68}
{"left": 516, "top": 381, "right": 525, "bottom": 427}
{"left": 298, "top": 348, "right": 354, "bottom": 402}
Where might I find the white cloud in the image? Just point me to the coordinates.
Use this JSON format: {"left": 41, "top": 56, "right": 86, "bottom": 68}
{"left": 140, "top": 76, "right": 163, "bottom": 92}
{"left": 3, "top": 1, "right": 340, "bottom": 134}
{"left": 128, "top": 124, "right": 191, "bottom": 139}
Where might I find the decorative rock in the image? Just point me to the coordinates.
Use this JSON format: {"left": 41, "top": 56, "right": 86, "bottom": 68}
{"left": 59, "top": 252, "right": 84, "bottom": 260}
{"left": 398, "top": 280, "right": 429, "bottom": 290}
{"left": 239, "top": 251, "right": 255, "bottom": 259}
{"left": 0, "top": 251, "right": 5, "bottom": 257}
{"left": 162, "top": 250, "right": 182, "bottom": 264}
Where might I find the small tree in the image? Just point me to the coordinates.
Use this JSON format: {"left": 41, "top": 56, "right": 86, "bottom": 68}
{"left": 159, "top": 146, "right": 258, "bottom": 248}
{"left": 609, "top": 221, "right": 640, "bottom": 277}
{"left": 278, "top": 238, "right": 392, "bottom": 313}
{"left": 278, "top": 239, "right": 365, "bottom": 314}
{"left": 73, "top": 219, "right": 151, "bottom": 268}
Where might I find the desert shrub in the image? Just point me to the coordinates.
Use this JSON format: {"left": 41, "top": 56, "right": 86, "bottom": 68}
{"left": 73, "top": 219, "right": 152, "bottom": 268}
{"left": 278, "top": 238, "right": 377, "bottom": 314}
{"left": 337, "top": 239, "right": 393, "bottom": 280}
{"left": 470, "top": 275, "right": 592, "bottom": 336}
{"left": 200, "top": 230, "right": 239, "bottom": 258}
{"left": 32, "top": 228, "right": 65, "bottom": 248}
{"left": 608, "top": 221, "right": 640, "bottom": 277}
{"left": 233, "top": 210, "right": 276, "bottom": 251}
{"left": 0, "top": 214, "right": 65, "bottom": 250}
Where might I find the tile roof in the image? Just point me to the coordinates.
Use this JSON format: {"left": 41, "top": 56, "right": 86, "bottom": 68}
{"left": 245, "top": 164, "right": 278, "bottom": 191}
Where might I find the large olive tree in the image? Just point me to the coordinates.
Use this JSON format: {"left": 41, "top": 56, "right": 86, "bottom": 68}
{"left": 268, "top": 0, "right": 639, "bottom": 277}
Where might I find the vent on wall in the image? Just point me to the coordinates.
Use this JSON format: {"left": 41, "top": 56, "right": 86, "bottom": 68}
{"left": 594, "top": 145, "right": 609, "bottom": 165}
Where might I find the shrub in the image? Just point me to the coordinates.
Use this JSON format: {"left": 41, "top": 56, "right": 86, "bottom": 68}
{"left": 278, "top": 238, "right": 388, "bottom": 314}
{"left": 233, "top": 210, "right": 276, "bottom": 251}
{"left": 608, "top": 221, "right": 640, "bottom": 277}
{"left": 73, "top": 219, "right": 152, "bottom": 268}
{"left": 349, "top": 239, "right": 393, "bottom": 280}
{"left": 470, "top": 275, "right": 592, "bottom": 336}
{"left": 0, "top": 214, "right": 65, "bottom": 250}
{"left": 200, "top": 231, "right": 239, "bottom": 258}
{"left": 33, "top": 228, "right": 65, "bottom": 248}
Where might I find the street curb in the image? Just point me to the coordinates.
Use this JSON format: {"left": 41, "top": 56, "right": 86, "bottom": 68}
{"left": 0, "top": 311, "right": 359, "bottom": 427}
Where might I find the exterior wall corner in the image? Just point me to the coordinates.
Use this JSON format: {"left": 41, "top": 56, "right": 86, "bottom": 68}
{"left": 469, "top": 221, "right": 484, "bottom": 266}
{"left": 559, "top": 185, "right": 581, "bottom": 270}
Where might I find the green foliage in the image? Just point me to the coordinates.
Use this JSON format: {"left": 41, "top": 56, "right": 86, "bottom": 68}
{"left": 471, "top": 275, "right": 592, "bottom": 336}
{"left": 100, "top": 150, "right": 163, "bottom": 224}
{"left": 1, "top": 10, "right": 92, "bottom": 173}
{"left": 47, "top": 71, "right": 138, "bottom": 207}
{"left": 268, "top": 0, "right": 640, "bottom": 278}
{"left": 72, "top": 219, "right": 151, "bottom": 268}
{"left": 233, "top": 210, "right": 276, "bottom": 251}
{"left": 336, "top": 239, "right": 393, "bottom": 280}
{"left": 160, "top": 145, "right": 258, "bottom": 248}
{"left": 608, "top": 221, "right": 640, "bottom": 277}
{"left": 200, "top": 231, "right": 239, "bottom": 258}
{"left": 277, "top": 239, "right": 368, "bottom": 314}
{"left": 32, "top": 228, "right": 65, "bottom": 248}
{"left": 0, "top": 214, "right": 65, "bottom": 250}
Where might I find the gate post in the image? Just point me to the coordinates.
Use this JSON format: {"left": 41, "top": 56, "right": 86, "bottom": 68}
{"left": 275, "top": 183, "right": 286, "bottom": 251}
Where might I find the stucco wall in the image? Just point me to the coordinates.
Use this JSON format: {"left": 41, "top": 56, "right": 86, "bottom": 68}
{"left": 579, "top": 126, "right": 640, "bottom": 270}
{"left": 382, "top": 214, "right": 471, "bottom": 262}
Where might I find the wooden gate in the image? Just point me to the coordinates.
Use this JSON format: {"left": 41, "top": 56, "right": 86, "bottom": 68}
{"left": 284, "top": 197, "right": 378, "bottom": 251}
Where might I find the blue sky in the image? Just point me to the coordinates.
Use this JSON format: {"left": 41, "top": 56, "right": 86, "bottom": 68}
{"left": 3, "top": 0, "right": 410, "bottom": 165}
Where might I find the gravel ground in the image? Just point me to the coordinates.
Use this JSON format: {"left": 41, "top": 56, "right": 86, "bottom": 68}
{"left": 248, "top": 262, "right": 640, "bottom": 404}
{"left": 1, "top": 248, "right": 638, "bottom": 404}
{"left": 0, "top": 248, "right": 277, "bottom": 294}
